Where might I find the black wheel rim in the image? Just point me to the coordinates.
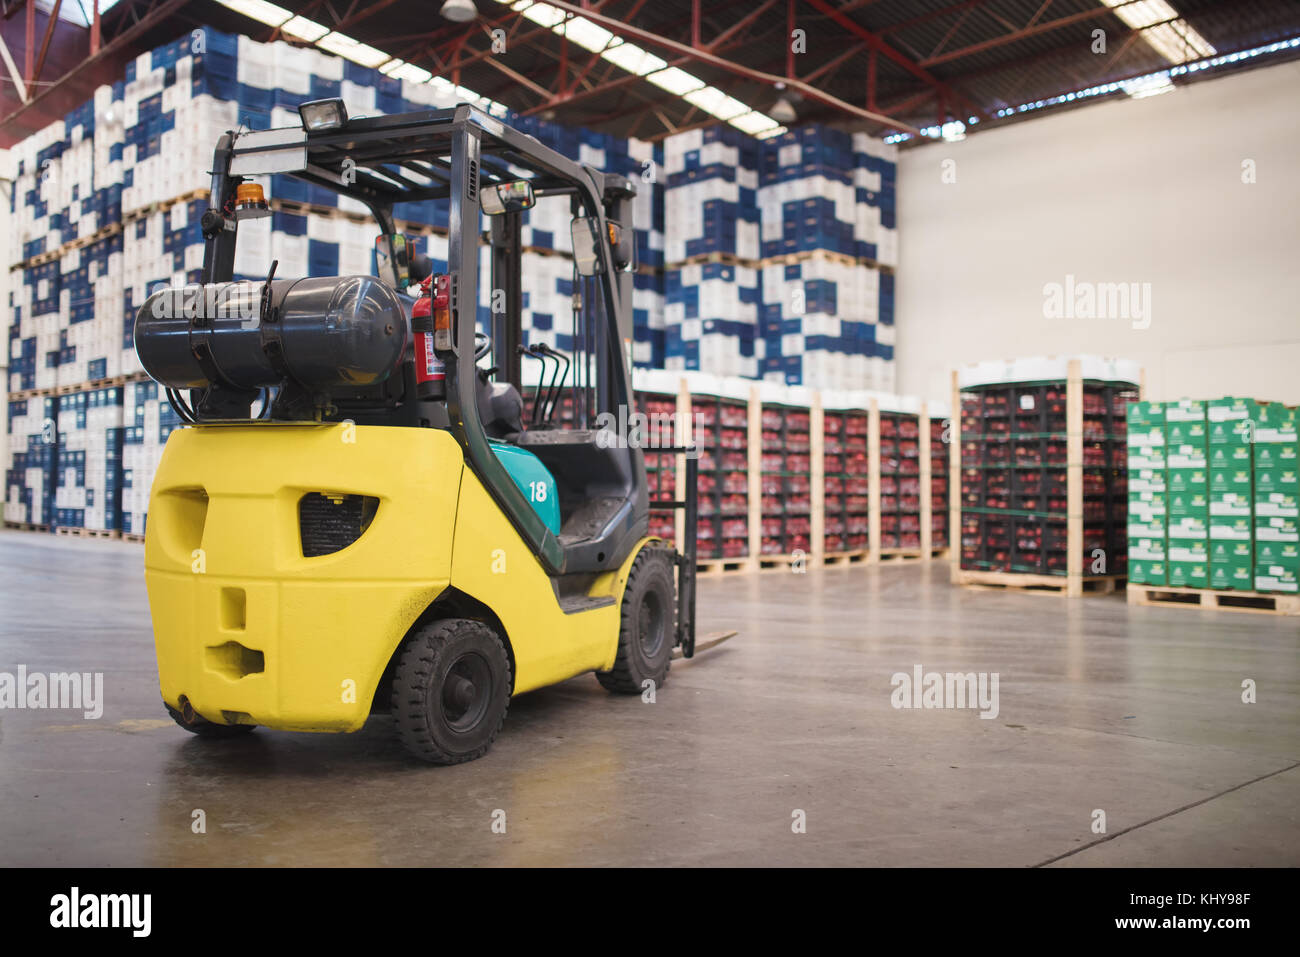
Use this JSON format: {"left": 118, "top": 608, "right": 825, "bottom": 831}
{"left": 439, "top": 652, "right": 492, "bottom": 733}
{"left": 638, "top": 590, "right": 666, "bottom": 658}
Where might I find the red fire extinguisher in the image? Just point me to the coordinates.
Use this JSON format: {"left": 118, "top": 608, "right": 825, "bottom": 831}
{"left": 412, "top": 274, "right": 447, "bottom": 400}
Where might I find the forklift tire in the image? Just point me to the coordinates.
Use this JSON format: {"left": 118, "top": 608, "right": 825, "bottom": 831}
{"left": 392, "top": 618, "right": 512, "bottom": 765}
{"left": 597, "top": 547, "right": 676, "bottom": 695}
{"left": 166, "top": 703, "right": 256, "bottom": 738}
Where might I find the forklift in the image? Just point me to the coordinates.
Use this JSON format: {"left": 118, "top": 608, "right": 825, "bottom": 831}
{"left": 135, "top": 100, "right": 725, "bottom": 764}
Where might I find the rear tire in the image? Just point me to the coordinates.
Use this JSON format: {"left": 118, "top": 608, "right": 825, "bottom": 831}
{"left": 392, "top": 618, "right": 512, "bottom": 765}
{"left": 597, "top": 547, "right": 676, "bottom": 695}
{"left": 166, "top": 702, "right": 256, "bottom": 738}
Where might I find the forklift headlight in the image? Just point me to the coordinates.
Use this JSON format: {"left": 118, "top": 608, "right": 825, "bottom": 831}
{"left": 298, "top": 98, "right": 348, "bottom": 132}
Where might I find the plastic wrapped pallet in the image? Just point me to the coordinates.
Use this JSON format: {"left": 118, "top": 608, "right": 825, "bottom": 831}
{"left": 53, "top": 386, "right": 124, "bottom": 532}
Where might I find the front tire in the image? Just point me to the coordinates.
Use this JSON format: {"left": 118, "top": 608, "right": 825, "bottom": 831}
{"left": 597, "top": 547, "right": 676, "bottom": 695}
{"left": 392, "top": 618, "right": 512, "bottom": 765}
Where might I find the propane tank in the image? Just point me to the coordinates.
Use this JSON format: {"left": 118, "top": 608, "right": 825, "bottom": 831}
{"left": 135, "top": 275, "right": 409, "bottom": 395}
{"left": 411, "top": 274, "right": 447, "bottom": 400}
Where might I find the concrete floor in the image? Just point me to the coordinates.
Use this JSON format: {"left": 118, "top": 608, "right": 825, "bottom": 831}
{"left": 0, "top": 529, "right": 1296, "bottom": 867}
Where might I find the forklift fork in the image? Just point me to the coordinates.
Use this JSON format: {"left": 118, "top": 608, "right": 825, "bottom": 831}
{"left": 648, "top": 449, "right": 702, "bottom": 658}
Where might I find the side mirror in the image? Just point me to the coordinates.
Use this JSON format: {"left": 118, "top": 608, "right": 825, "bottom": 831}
{"left": 481, "top": 179, "right": 536, "bottom": 216}
{"left": 375, "top": 234, "right": 410, "bottom": 289}
{"left": 570, "top": 217, "right": 604, "bottom": 277}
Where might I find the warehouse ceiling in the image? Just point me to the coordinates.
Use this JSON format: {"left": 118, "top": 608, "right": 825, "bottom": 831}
{"left": 3, "top": 0, "right": 1299, "bottom": 147}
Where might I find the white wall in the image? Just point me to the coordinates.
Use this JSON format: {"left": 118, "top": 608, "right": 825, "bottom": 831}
{"left": 896, "top": 60, "right": 1300, "bottom": 404}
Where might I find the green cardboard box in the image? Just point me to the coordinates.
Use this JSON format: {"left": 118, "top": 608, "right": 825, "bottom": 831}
{"left": 1255, "top": 490, "right": 1299, "bottom": 519}
{"left": 1255, "top": 515, "right": 1300, "bottom": 542}
{"left": 1165, "top": 398, "right": 1206, "bottom": 423}
{"left": 1128, "top": 537, "right": 1167, "bottom": 562}
{"left": 1168, "top": 561, "right": 1209, "bottom": 589}
{"left": 1128, "top": 558, "right": 1167, "bottom": 585}
{"left": 1126, "top": 401, "right": 1165, "bottom": 430}
{"left": 1255, "top": 563, "right": 1299, "bottom": 594}
{"left": 1255, "top": 403, "right": 1298, "bottom": 445}
{"left": 1255, "top": 466, "right": 1300, "bottom": 497}
{"left": 1207, "top": 397, "right": 1261, "bottom": 445}
{"left": 1255, "top": 539, "right": 1299, "bottom": 565}
{"left": 1209, "top": 518, "right": 1252, "bottom": 544}
{"left": 1168, "top": 538, "right": 1208, "bottom": 563}
{"left": 1128, "top": 467, "right": 1166, "bottom": 493}
{"left": 1168, "top": 467, "right": 1208, "bottom": 494}
{"left": 1129, "top": 489, "right": 1167, "bottom": 511}
{"left": 1209, "top": 444, "right": 1252, "bottom": 470}
{"left": 1208, "top": 490, "right": 1251, "bottom": 518}
{"left": 1127, "top": 449, "right": 1166, "bottom": 470}
{"left": 1167, "top": 443, "right": 1208, "bottom": 469}
{"left": 1254, "top": 443, "right": 1298, "bottom": 469}
{"left": 1209, "top": 562, "right": 1253, "bottom": 591}
{"left": 1166, "top": 419, "right": 1207, "bottom": 448}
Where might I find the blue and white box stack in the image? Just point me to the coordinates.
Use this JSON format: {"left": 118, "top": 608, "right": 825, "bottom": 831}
{"left": 53, "top": 386, "right": 125, "bottom": 531}
{"left": 664, "top": 263, "right": 759, "bottom": 378}
{"left": 4, "top": 396, "right": 58, "bottom": 526}
{"left": 663, "top": 127, "right": 760, "bottom": 263}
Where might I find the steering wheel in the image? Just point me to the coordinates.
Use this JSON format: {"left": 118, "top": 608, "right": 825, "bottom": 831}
{"left": 474, "top": 331, "right": 492, "bottom": 362}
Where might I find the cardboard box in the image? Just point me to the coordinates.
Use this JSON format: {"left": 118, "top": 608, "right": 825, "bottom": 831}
{"left": 1209, "top": 518, "right": 1251, "bottom": 544}
{"left": 1255, "top": 563, "right": 1299, "bottom": 594}
{"left": 1208, "top": 444, "right": 1252, "bottom": 471}
{"left": 1255, "top": 539, "right": 1299, "bottom": 565}
{"left": 1128, "top": 467, "right": 1166, "bottom": 493}
{"left": 1255, "top": 515, "right": 1299, "bottom": 542}
{"left": 1128, "top": 515, "right": 1166, "bottom": 539}
{"left": 1255, "top": 490, "right": 1299, "bottom": 519}
{"left": 1255, "top": 466, "right": 1299, "bottom": 497}
{"left": 1165, "top": 419, "right": 1207, "bottom": 448}
{"left": 1168, "top": 560, "right": 1209, "bottom": 589}
{"left": 1126, "top": 401, "right": 1164, "bottom": 430}
{"left": 1127, "top": 449, "right": 1166, "bottom": 471}
{"left": 1128, "top": 558, "right": 1166, "bottom": 585}
{"left": 1255, "top": 403, "right": 1298, "bottom": 446}
{"left": 1168, "top": 538, "right": 1208, "bottom": 563}
{"left": 1129, "top": 489, "right": 1167, "bottom": 512}
{"left": 1207, "top": 397, "right": 1260, "bottom": 445}
{"left": 1167, "top": 467, "right": 1208, "bottom": 494}
{"left": 1167, "top": 443, "right": 1208, "bottom": 469}
{"left": 1254, "top": 443, "right": 1298, "bottom": 469}
{"left": 1165, "top": 398, "right": 1206, "bottom": 423}
{"left": 1128, "top": 537, "right": 1166, "bottom": 562}
{"left": 1209, "top": 561, "right": 1253, "bottom": 591}
{"left": 1208, "top": 490, "right": 1251, "bottom": 517}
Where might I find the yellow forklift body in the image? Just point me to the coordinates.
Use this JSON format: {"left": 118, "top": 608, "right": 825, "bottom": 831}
{"left": 143, "top": 423, "right": 644, "bottom": 732}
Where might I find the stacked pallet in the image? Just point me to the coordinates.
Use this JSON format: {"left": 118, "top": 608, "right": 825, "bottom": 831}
{"left": 821, "top": 398, "right": 871, "bottom": 557}
{"left": 952, "top": 357, "right": 1140, "bottom": 596}
{"left": 661, "top": 123, "right": 899, "bottom": 391}
{"left": 6, "top": 26, "right": 669, "bottom": 535}
{"left": 1127, "top": 397, "right": 1298, "bottom": 612}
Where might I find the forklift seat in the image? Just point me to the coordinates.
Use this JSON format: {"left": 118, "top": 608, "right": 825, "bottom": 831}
{"left": 515, "top": 429, "right": 647, "bottom": 569}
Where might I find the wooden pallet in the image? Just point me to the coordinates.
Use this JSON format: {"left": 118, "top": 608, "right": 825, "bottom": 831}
{"left": 823, "top": 550, "right": 870, "bottom": 566}
{"left": 1127, "top": 583, "right": 1300, "bottom": 616}
{"left": 4, "top": 521, "right": 49, "bottom": 533}
{"left": 956, "top": 569, "right": 1125, "bottom": 595}
{"left": 697, "top": 557, "right": 750, "bottom": 575}
{"left": 8, "top": 371, "right": 149, "bottom": 402}
{"left": 879, "top": 548, "right": 925, "bottom": 563}
{"left": 122, "top": 533, "right": 146, "bottom": 544}
{"left": 758, "top": 552, "right": 813, "bottom": 570}
{"left": 55, "top": 526, "right": 121, "bottom": 540}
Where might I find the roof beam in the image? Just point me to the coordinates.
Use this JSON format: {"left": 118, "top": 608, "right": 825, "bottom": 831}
{"left": 531, "top": 0, "right": 920, "bottom": 131}
{"left": 0, "top": 0, "right": 187, "bottom": 133}
{"left": 800, "top": 0, "right": 988, "bottom": 121}
{"left": 920, "top": 0, "right": 1146, "bottom": 67}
